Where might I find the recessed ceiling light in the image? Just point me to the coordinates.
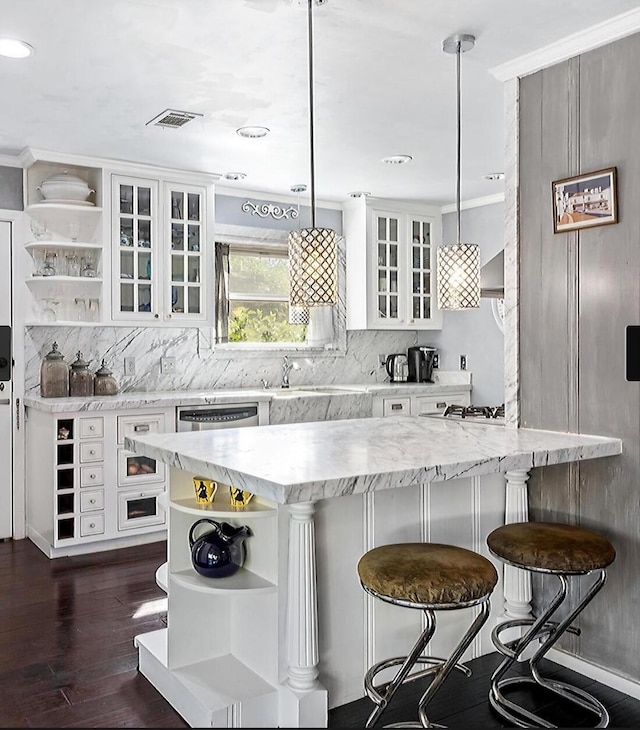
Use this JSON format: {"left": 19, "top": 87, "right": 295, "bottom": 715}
{"left": 0, "top": 38, "right": 34, "bottom": 58}
{"left": 483, "top": 172, "right": 505, "bottom": 181}
{"left": 382, "top": 155, "right": 413, "bottom": 165}
{"left": 348, "top": 191, "right": 372, "bottom": 198}
{"left": 224, "top": 172, "right": 247, "bottom": 181}
{"left": 236, "top": 126, "right": 270, "bottom": 139}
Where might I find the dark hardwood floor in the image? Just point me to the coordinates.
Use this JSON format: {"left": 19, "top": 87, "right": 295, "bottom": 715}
{"left": 2, "top": 536, "right": 640, "bottom": 728}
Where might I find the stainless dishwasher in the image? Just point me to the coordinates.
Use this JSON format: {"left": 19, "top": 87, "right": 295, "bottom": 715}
{"left": 176, "top": 403, "right": 261, "bottom": 431}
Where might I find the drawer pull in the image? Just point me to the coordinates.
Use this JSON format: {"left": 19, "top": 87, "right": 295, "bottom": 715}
{"left": 89, "top": 522, "right": 95, "bottom": 529}
{"left": 436, "top": 402, "right": 447, "bottom": 408}
{"left": 90, "top": 473, "right": 96, "bottom": 480}
{"left": 89, "top": 449, "right": 96, "bottom": 455}
{"left": 391, "top": 403, "right": 404, "bottom": 410}
{"left": 89, "top": 425, "right": 96, "bottom": 431}
{"left": 90, "top": 499, "right": 96, "bottom": 504}
{"left": 134, "top": 424, "right": 150, "bottom": 432}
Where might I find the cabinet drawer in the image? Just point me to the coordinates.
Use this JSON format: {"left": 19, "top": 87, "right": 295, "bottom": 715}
{"left": 117, "top": 413, "right": 167, "bottom": 445}
{"left": 80, "top": 489, "right": 104, "bottom": 512}
{"left": 117, "top": 448, "right": 165, "bottom": 485}
{"left": 80, "top": 465, "right": 104, "bottom": 487}
{"left": 80, "top": 513, "right": 105, "bottom": 536}
{"left": 117, "top": 488, "right": 166, "bottom": 531}
{"left": 78, "top": 417, "right": 104, "bottom": 439}
{"left": 382, "top": 397, "right": 411, "bottom": 416}
{"left": 79, "top": 441, "right": 104, "bottom": 463}
{"left": 413, "top": 397, "right": 451, "bottom": 416}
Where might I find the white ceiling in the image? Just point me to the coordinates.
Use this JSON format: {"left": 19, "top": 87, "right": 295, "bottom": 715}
{"left": 1, "top": 0, "right": 639, "bottom": 205}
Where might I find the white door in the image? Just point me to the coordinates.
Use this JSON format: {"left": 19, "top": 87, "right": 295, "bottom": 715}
{"left": 0, "top": 220, "right": 12, "bottom": 538}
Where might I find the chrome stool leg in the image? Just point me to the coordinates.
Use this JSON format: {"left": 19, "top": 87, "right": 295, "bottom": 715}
{"left": 490, "top": 569, "right": 610, "bottom": 728}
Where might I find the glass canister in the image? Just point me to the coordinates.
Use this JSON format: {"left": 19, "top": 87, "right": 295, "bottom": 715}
{"left": 69, "top": 351, "right": 94, "bottom": 397}
{"left": 93, "top": 359, "right": 119, "bottom": 396}
{"left": 40, "top": 342, "right": 69, "bottom": 398}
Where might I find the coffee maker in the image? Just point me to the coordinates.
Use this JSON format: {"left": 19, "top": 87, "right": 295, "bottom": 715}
{"left": 407, "top": 346, "right": 437, "bottom": 383}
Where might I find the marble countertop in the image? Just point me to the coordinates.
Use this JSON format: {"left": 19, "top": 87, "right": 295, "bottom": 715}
{"left": 23, "top": 381, "right": 471, "bottom": 412}
{"left": 125, "top": 415, "right": 623, "bottom": 505}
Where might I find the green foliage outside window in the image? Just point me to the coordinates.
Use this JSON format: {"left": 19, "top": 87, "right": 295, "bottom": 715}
{"left": 229, "top": 303, "right": 307, "bottom": 343}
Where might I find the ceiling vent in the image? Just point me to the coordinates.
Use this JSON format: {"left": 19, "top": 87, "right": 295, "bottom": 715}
{"left": 146, "top": 109, "right": 203, "bottom": 129}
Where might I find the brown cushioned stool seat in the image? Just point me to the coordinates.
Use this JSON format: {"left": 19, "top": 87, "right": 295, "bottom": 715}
{"left": 486, "top": 521, "right": 616, "bottom": 728}
{"left": 357, "top": 542, "right": 498, "bottom": 728}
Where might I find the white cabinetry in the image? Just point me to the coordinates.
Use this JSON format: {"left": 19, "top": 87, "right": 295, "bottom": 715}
{"left": 26, "top": 406, "right": 173, "bottom": 557}
{"left": 372, "top": 390, "right": 471, "bottom": 417}
{"left": 344, "top": 196, "right": 443, "bottom": 330}
{"left": 135, "top": 467, "right": 280, "bottom": 728}
{"left": 111, "top": 174, "right": 213, "bottom": 324}
{"left": 24, "top": 158, "right": 104, "bottom": 325}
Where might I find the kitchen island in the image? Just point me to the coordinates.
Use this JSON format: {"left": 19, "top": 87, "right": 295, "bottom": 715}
{"left": 125, "top": 416, "right": 622, "bottom": 728}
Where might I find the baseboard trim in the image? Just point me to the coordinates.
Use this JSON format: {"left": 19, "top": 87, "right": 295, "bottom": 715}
{"left": 547, "top": 648, "right": 640, "bottom": 701}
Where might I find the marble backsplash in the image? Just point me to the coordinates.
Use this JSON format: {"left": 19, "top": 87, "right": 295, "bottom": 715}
{"left": 25, "top": 326, "right": 452, "bottom": 395}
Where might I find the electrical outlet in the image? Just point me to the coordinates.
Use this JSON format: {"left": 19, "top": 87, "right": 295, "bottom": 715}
{"left": 432, "top": 354, "right": 439, "bottom": 369}
{"left": 161, "top": 357, "right": 176, "bottom": 374}
{"left": 123, "top": 357, "right": 136, "bottom": 376}
{"left": 460, "top": 355, "right": 467, "bottom": 371}
{"left": 378, "top": 354, "right": 387, "bottom": 368}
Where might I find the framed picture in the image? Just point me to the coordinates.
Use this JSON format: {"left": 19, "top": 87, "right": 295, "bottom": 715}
{"left": 552, "top": 167, "right": 618, "bottom": 233}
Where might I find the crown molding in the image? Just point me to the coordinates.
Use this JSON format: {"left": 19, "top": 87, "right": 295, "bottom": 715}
{"left": 491, "top": 7, "right": 640, "bottom": 82}
{"left": 0, "top": 153, "right": 22, "bottom": 168}
{"left": 441, "top": 192, "right": 504, "bottom": 214}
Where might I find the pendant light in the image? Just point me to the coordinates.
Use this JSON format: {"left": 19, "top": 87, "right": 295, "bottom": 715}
{"left": 288, "top": 184, "right": 310, "bottom": 325}
{"left": 288, "top": 0, "right": 338, "bottom": 307}
{"left": 436, "top": 34, "right": 480, "bottom": 311}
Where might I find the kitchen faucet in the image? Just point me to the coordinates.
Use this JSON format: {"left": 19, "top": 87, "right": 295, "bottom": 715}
{"left": 281, "top": 355, "right": 300, "bottom": 388}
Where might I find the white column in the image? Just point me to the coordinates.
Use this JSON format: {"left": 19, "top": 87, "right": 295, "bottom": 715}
{"left": 280, "top": 501, "right": 327, "bottom": 727}
{"left": 502, "top": 469, "right": 532, "bottom": 621}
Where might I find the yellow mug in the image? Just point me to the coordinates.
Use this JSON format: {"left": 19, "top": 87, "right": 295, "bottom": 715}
{"left": 193, "top": 477, "right": 218, "bottom": 505}
{"left": 229, "top": 486, "right": 253, "bottom": 508}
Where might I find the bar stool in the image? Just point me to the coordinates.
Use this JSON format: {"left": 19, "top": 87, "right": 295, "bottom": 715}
{"left": 486, "top": 521, "right": 616, "bottom": 728}
{"left": 357, "top": 542, "right": 498, "bottom": 728}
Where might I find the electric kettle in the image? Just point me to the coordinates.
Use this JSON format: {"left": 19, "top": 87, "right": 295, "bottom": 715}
{"left": 385, "top": 353, "right": 408, "bottom": 383}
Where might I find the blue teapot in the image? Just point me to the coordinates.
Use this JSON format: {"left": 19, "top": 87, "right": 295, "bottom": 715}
{"left": 188, "top": 518, "right": 252, "bottom": 578}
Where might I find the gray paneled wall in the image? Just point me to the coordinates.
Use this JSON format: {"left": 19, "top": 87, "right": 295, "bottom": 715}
{"left": 519, "top": 33, "right": 639, "bottom": 681}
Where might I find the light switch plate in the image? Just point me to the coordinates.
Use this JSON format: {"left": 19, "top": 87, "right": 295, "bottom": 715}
{"left": 123, "top": 357, "right": 136, "bottom": 376}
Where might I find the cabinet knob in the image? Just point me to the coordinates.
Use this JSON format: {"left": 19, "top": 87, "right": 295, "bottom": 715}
{"left": 154, "top": 313, "right": 159, "bottom": 319}
{"left": 90, "top": 473, "right": 96, "bottom": 479}
{"left": 409, "top": 319, "right": 414, "bottom": 323}
{"left": 89, "top": 449, "right": 96, "bottom": 455}
{"left": 90, "top": 498, "right": 96, "bottom": 504}
{"left": 89, "top": 522, "right": 95, "bottom": 528}
{"left": 89, "top": 425, "right": 95, "bottom": 431}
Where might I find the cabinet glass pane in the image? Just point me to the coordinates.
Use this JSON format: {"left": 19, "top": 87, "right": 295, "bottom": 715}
{"left": 138, "top": 251, "right": 151, "bottom": 280}
{"left": 389, "top": 270, "right": 398, "bottom": 293}
{"left": 138, "top": 187, "right": 151, "bottom": 216}
{"left": 120, "top": 185, "right": 133, "bottom": 215}
{"left": 126, "top": 496, "right": 158, "bottom": 521}
{"left": 171, "top": 256, "right": 184, "bottom": 282}
{"left": 422, "top": 248, "right": 430, "bottom": 269}
{"left": 408, "top": 219, "right": 433, "bottom": 321}
{"left": 171, "top": 223, "right": 184, "bottom": 251}
{"left": 172, "top": 286, "right": 183, "bottom": 313}
{"left": 413, "top": 247, "right": 420, "bottom": 269}
{"left": 389, "top": 218, "right": 398, "bottom": 242}
{"left": 188, "top": 287, "right": 200, "bottom": 314}
{"left": 138, "top": 220, "right": 151, "bottom": 248}
{"left": 378, "top": 295, "right": 387, "bottom": 318}
{"left": 413, "top": 272, "right": 420, "bottom": 294}
{"left": 188, "top": 224, "right": 200, "bottom": 251}
{"left": 389, "top": 245, "right": 398, "bottom": 268}
{"left": 413, "top": 297, "right": 421, "bottom": 319}
{"left": 188, "top": 256, "right": 200, "bottom": 283}
{"left": 120, "top": 283, "right": 134, "bottom": 312}
{"left": 378, "top": 270, "right": 387, "bottom": 293}
{"left": 120, "top": 250, "right": 134, "bottom": 278}
{"left": 188, "top": 193, "right": 200, "bottom": 221}
{"left": 423, "top": 273, "right": 430, "bottom": 294}
{"left": 139, "top": 284, "right": 151, "bottom": 313}
{"left": 378, "top": 243, "right": 386, "bottom": 266}
{"left": 377, "top": 217, "right": 386, "bottom": 241}
{"left": 171, "top": 191, "right": 184, "bottom": 220}
{"left": 125, "top": 454, "right": 157, "bottom": 477}
{"left": 389, "top": 296, "right": 398, "bottom": 318}
{"left": 120, "top": 218, "right": 133, "bottom": 247}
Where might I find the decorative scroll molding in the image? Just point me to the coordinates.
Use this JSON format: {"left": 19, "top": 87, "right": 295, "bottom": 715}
{"left": 242, "top": 200, "right": 298, "bottom": 220}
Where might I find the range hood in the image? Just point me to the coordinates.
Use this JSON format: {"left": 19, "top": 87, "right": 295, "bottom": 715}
{"left": 480, "top": 249, "right": 504, "bottom": 299}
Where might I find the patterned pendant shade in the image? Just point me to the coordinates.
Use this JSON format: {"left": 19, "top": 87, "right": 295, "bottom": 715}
{"left": 437, "top": 34, "right": 480, "bottom": 311}
{"left": 288, "top": 0, "right": 338, "bottom": 309}
{"left": 437, "top": 243, "right": 480, "bottom": 310}
{"left": 288, "top": 303, "right": 310, "bottom": 325}
{"left": 289, "top": 227, "right": 337, "bottom": 306}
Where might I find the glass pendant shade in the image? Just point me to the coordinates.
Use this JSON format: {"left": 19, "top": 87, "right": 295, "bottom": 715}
{"left": 437, "top": 243, "right": 480, "bottom": 310}
{"left": 288, "top": 227, "right": 337, "bottom": 306}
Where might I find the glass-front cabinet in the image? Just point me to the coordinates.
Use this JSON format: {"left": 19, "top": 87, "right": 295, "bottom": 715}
{"left": 345, "top": 196, "right": 442, "bottom": 330}
{"left": 112, "top": 175, "right": 209, "bottom": 323}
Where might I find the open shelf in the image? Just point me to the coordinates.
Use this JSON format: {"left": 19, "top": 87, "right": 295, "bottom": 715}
{"left": 25, "top": 241, "right": 102, "bottom": 252}
{"left": 156, "top": 562, "right": 168, "bottom": 593}
{"left": 27, "top": 276, "right": 103, "bottom": 286}
{"left": 171, "top": 566, "right": 277, "bottom": 594}
{"left": 171, "top": 497, "right": 276, "bottom": 518}
{"left": 26, "top": 202, "right": 103, "bottom": 220}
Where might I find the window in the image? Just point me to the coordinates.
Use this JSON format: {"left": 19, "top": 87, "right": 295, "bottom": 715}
{"left": 215, "top": 241, "right": 307, "bottom": 344}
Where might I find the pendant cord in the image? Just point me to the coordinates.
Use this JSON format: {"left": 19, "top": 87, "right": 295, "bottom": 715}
{"left": 455, "top": 39, "right": 461, "bottom": 247}
{"left": 307, "top": 0, "right": 316, "bottom": 229}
